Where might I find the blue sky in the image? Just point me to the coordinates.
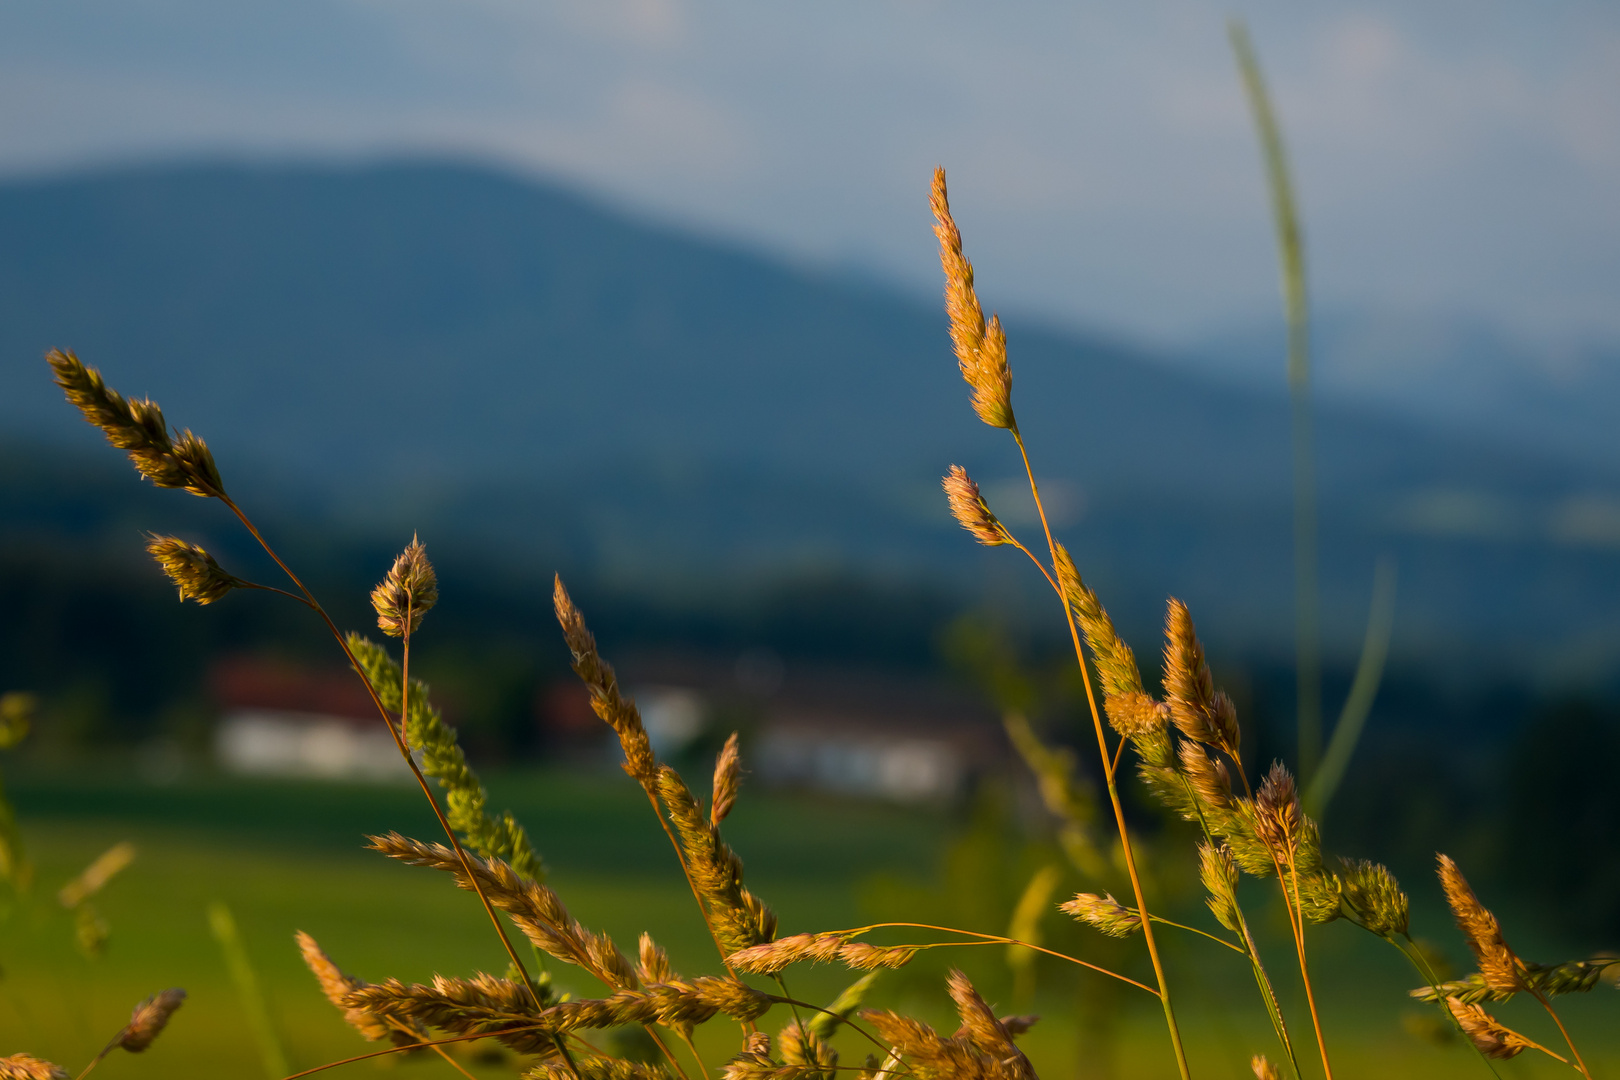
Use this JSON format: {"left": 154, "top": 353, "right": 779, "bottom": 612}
{"left": 2, "top": 0, "right": 1617, "bottom": 352}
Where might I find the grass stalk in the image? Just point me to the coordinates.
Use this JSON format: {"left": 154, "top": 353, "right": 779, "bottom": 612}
{"left": 1279, "top": 846, "right": 1333, "bottom": 1080}
{"left": 1305, "top": 557, "right": 1398, "bottom": 818}
{"left": 1230, "top": 18, "right": 1323, "bottom": 782}
{"left": 1531, "top": 990, "right": 1592, "bottom": 1079}
{"left": 1012, "top": 431, "right": 1193, "bottom": 1080}
{"left": 207, "top": 900, "right": 292, "bottom": 1080}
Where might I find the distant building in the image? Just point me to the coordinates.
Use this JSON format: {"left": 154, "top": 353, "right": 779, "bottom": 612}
{"left": 550, "top": 648, "right": 1000, "bottom": 804}
{"left": 210, "top": 655, "right": 411, "bottom": 782}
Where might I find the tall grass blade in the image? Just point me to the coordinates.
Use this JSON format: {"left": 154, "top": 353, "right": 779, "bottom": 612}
{"left": 207, "top": 900, "right": 291, "bottom": 1080}
{"left": 1229, "top": 19, "right": 1323, "bottom": 781}
{"left": 1306, "top": 556, "right": 1398, "bottom": 817}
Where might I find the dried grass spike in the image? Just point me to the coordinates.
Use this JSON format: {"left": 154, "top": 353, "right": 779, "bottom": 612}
{"left": 58, "top": 841, "right": 136, "bottom": 910}
{"left": 0, "top": 1056, "right": 68, "bottom": 1080}
{"left": 146, "top": 536, "right": 244, "bottom": 605}
{"left": 943, "top": 466, "right": 1011, "bottom": 546}
{"left": 1437, "top": 854, "right": 1522, "bottom": 992}
{"left": 1445, "top": 997, "right": 1543, "bottom": 1060}
{"left": 729, "top": 932, "right": 848, "bottom": 974}
{"left": 1162, "top": 599, "right": 1240, "bottom": 753}
{"left": 712, "top": 732, "right": 743, "bottom": 825}
{"left": 1060, "top": 892, "right": 1142, "bottom": 938}
{"left": 49, "top": 350, "right": 224, "bottom": 497}
{"left": 371, "top": 535, "right": 438, "bottom": 638}
{"left": 638, "top": 932, "right": 673, "bottom": 985}
{"left": 1250, "top": 1055, "right": 1282, "bottom": 1080}
{"left": 1053, "top": 543, "right": 1143, "bottom": 698}
{"left": 931, "top": 168, "right": 1015, "bottom": 431}
{"left": 296, "top": 930, "right": 409, "bottom": 1043}
{"left": 554, "top": 576, "right": 656, "bottom": 782}
{"left": 837, "top": 942, "right": 919, "bottom": 970}
{"left": 119, "top": 988, "right": 185, "bottom": 1051}
{"left": 1254, "top": 762, "right": 1302, "bottom": 852}
{"left": 1179, "top": 741, "right": 1233, "bottom": 812}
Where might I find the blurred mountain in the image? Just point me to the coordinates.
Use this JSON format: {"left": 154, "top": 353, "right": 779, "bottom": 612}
{"left": 4, "top": 160, "right": 1620, "bottom": 677}
{"left": 1186, "top": 309, "right": 1620, "bottom": 470}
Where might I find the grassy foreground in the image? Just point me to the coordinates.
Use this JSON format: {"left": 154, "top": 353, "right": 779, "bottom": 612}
{"left": 1, "top": 765, "right": 1613, "bottom": 1079}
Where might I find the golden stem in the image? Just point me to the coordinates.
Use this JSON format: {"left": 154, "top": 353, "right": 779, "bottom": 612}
{"left": 1011, "top": 430, "right": 1192, "bottom": 1080}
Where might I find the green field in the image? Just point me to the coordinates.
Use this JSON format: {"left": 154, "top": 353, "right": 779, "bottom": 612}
{"left": 2, "top": 764, "right": 1613, "bottom": 1079}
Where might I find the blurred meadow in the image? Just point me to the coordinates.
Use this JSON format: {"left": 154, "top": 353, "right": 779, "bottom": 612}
{"left": 3, "top": 2, "right": 1620, "bottom": 1078}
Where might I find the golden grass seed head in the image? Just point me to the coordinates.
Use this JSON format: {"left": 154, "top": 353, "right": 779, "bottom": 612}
{"left": 1445, "top": 997, "right": 1537, "bottom": 1059}
{"left": 729, "top": 932, "right": 850, "bottom": 974}
{"left": 942, "top": 466, "right": 1011, "bottom": 546}
{"left": 371, "top": 535, "right": 438, "bottom": 638}
{"left": 528, "top": 1060, "right": 674, "bottom": 1080}
{"left": 779, "top": 1019, "right": 838, "bottom": 1079}
{"left": 638, "top": 932, "right": 673, "bottom": 985}
{"left": 49, "top": 351, "right": 225, "bottom": 497}
{"left": 838, "top": 942, "right": 920, "bottom": 971}
{"left": 947, "top": 969, "right": 1031, "bottom": 1080}
{"left": 0, "top": 1056, "right": 68, "bottom": 1080}
{"left": 930, "top": 168, "right": 1015, "bottom": 431}
{"left": 1178, "top": 741, "right": 1233, "bottom": 812}
{"left": 1339, "top": 859, "right": 1410, "bottom": 938}
{"left": 146, "top": 536, "right": 243, "bottom": 605}
{"left": 1437, "top": 854, "right": 1523, "bottom": 992}
{"left": 296, "top": 930, "right": 409, "bottom": 1043}
{"left": 119, "top": 988, "right": 185, "bottom": 1052}
{"left": 553, "top": 576, "right": 657, "bottom": 782}
{"left": 1052, "top": 542, "right": 1144, "bottom": 699}
{"left": 711, "top": 731, "right": 743, "bottom": 826}
{"left": 1250, "top": 1055, "right": 1282, "bottom": 1080}
{"left": 1162, "top": 599, "right": 1241, "bottom": 754}
{"left": 1060, "top": 892, "right": 1142, "bottom": 937}
{"left": 1198, "top": 842, "right": 1241, "bottom": 933}
{"left": 57, "top": 841, "right": 136, "bottom": 910}
{"left": 0, "top": 692, "right": 38, "bottom": 750}
{"left": 1254, "top": 761, "right": 1302, "bottom": 852}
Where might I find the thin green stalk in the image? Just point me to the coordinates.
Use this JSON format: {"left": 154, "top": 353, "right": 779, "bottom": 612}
{"left": 208, "top": 900, "right": 292, "bottom": 1080}
{"left": 1306, "top": 557, "right": 1398, "bottom": 817}
{"left": 1230, "top": 18, "right": 1322, "bottom": 782}
{"left": 1011, "top": 430, "right": 1192, "bottom": 1080}
{"left": 1392, "top": 937, "right": 1504, "bottom": 1079}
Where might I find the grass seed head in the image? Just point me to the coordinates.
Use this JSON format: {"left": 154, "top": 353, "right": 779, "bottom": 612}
{"left": 146, "top": 536, "right": 244, "bottom": 604}
{"left": 119, "top": 988, "right": 185, "bottom": 1052}
{"left": 931, "top": 168, "right": 1015, "bottom": 431}
{"left": 0, "top": 1056, "right": 68, "bottom": 1080}
{"left": 838, "top": 942, "right": 919, "bottom": 971}
{"left": 1052, "top": 543, "right": 1144, "bottom": 700}
{"left": 943, "top": 466, "right": 1011, "bottom": 546}
{"left": 50, "top": 350, "right": 225, "bottom": 497}
{"left": 1179, "top": 741, "right": 1233, "bottom": 812}
{"left": 729, "top": 932, "right": 849, "bottom": 974}
{"left": 638, "top": 932, "right": 673, "bottom": 984}
{"left": 1060, "top": 892, "right": 1142, "bottom": 938}
{"left": 1437, "top": 854, "right": 1523, "bottom": 992}
{"left": 711, "top": 731, "right": 743, "bottom": 826}
{"left": 554, "top": 576, "right": 657, "bottom": 783}
{"left": 1162, "top": 599, "right": 1240, "bottom": 754}
{"left": 1445, "top": 997, "right": 1538, "bottom": 1059}
{"left": 296, "top": 930, "right": 419, "bottom": 1044}
{"left": 58, "top": 841, "right": 136, "bottom": 909}
{"left": 1250, "top": 1055, "right": 1281, "bottom": 1080}
{"left": 1339, "top": 859, "right": 1410, "bottom": 939}
{"left": 1254, "top": 762, "right": 1302, "bottom": 852}
{"left": 371, "top": 535, "right": 438, "bottom": 638}
{"left": 1198, "top": 842, "right": 1241, "bottom": 933}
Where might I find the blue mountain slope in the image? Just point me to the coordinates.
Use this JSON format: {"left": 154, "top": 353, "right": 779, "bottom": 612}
{"left": 3, "top": 160, "right": 1619, "bottom": 667}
